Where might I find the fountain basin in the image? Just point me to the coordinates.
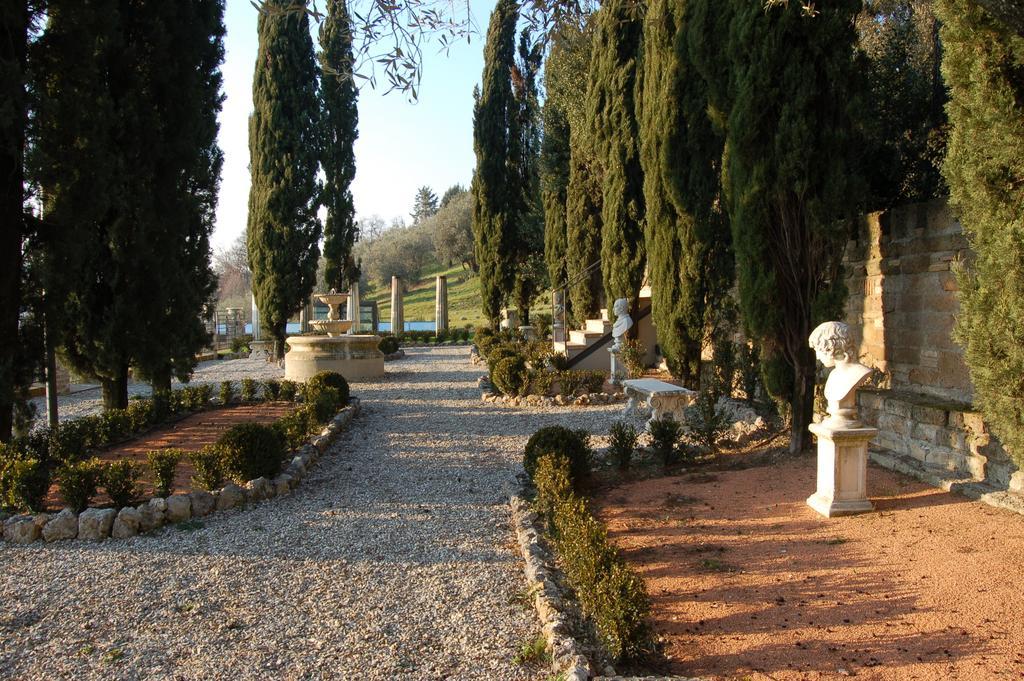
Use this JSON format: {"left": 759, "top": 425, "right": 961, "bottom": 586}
{"left": 284, "top": 334, "right": 385, "bottom": 382}
{"left": 310, "top": 319, "right": 353, "bottom": 337}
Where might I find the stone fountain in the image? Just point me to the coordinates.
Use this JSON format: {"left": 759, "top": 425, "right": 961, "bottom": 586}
{"left": 284, "top": 290, "right": 385, "bottom": 382}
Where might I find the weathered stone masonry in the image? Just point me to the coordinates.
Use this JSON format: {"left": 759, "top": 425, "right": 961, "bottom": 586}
{"left": 841, "top": 199, "right": 1022, "bottom": 494}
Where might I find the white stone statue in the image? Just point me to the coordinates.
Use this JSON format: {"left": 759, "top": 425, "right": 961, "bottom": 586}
{"left": 808, "top": 321, "right": 873, "bottom": 427}
{"left": 611, "top": 298, "right": 633, "bottom": 351}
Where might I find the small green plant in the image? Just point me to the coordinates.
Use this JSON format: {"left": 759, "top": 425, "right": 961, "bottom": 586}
{"left": 557, "top": 369, "right": 605, "bottom": 396}
{"left": 378, "top": 336, "right": 400, "bottom": 354}
{"left": 699, "top": 557, "right": 735, "bottom": 572}
{"left": 189, "top": 446, "right": 225, "bottom": 491}
{"left": 147, "top": 449, "right": 182, "bottom": 498}
{"left": 240, "top": 378, "right": 258, "bottom": 402}
{"left": 219, "top": 380, "right": 235, "bottom": 405}
{"left": 608, "top": 421, "right": 639, "bottom": 470}
{"left": 649, "top": 418, "right": 683, "bottom": 467}
{"left": 56, "top": 458, "right": 101, "bottom": 512}
{"left": 0, "top": 453, "right": 50, "bottom": 512}
{"left": 261, "top": 379, "right": 281, "bottom": 400}
{"left": 523, "top": 426, "right": 592, "bottom": 486}
{"left": 549, "top": 352, "right": 570, "bottom": 371}
{"left": 304, "top": 371, "right": 350, "bottom": 408}
{"left": 492, "top": 355, "right": 530, "bottom": 396}
{"left": 102, "top": 648, "right": 124, "bottom": 664}
{"left": 101, "top": 459, "right": 142, "bottom": 508}
{"left": 218, "top": 422, "right": 287, "bottom": 482}
{"left": 230, "top": 334, "right": 252, "bottom": 354}
{"left": 685, "top": 390, "right": 729, "bottom": 456}
{"left": 279, "top": 379, "right": 299, "bottom": 401}
{"left": 512, "top": 634, "right": 550, "bottom": 666}
{"left": 619, "top": 338, "right": 647, "bottom": 378}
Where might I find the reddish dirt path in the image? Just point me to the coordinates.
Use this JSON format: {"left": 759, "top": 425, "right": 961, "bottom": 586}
{"left": 45, "top": 402, "right": 295, "bottom": 509}
{"left": 593, "top": 457, "right": 1024, "bottom": 680}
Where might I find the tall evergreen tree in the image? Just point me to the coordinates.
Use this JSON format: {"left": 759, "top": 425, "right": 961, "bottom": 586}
{"left": 248, "top": 1, "right": 323, "bottom": 356}
{"left": 639, "top": 0, "right": 732, "bottom": 387}
{"left": 411, "top": 186, "right": 439, "bottom": 224}
{"left": 510, "top": 29, "right": 545, "bottom": 325}
{"left": 320, "top": 0, "right": 360, "bottom": 292}
{"left": 471, "top": 0, "right": 519, "bottom": 325}
{"left": 0, "top": 2, "right": 33, "bottom": 440}
{"left": 724, "top": 0, "right": 864, "bottom": 453}
{"left": 563, "top": 22, "right": 603, "bottom": 326}
{"left": 938, "top": 0, "right": 1024, "bottom": 466}
{"left": 590, "top": 0, "right": 646, "bottom": 308}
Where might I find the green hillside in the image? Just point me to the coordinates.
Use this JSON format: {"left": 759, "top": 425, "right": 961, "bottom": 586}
{"left": 364, "top": 263, "right": 488, "bottom": 328}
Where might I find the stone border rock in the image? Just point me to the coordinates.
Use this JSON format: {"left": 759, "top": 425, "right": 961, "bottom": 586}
{"left": 483, "top": 391, "right": 627, "bottom": 408}
{"left": 1, "top": 399, "right": 361, "bottom": 546}
{"left": 510, "top": 492, "right": 596, "bottom": 681}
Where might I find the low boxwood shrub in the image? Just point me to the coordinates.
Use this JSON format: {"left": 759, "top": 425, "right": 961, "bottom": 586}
{"left": 102, "top": 459, "right": 142, "bottom": 508}
{"left": 50, "top": 418, "right": 96, "bottom": 465}
{"left": 304, "top": 371, "right": 349, "bottom": 408}
{"left": 98, "top": 409, "right": 133, "bottom": 443}
{"left": 523, "top": 425, "right": 591, "bottom": 485}
{"left": 558, "top": 370, "right": 606, "bottom": 397}
{"left": 378, "top": 336, "right": 400, "bottom": 355}
{"left": 534, "top": 454, "right": 651, "bottom": 662}
{"left": 608, "top": 421, "right": 639, "bottom": 470}
{"left": 125, "top": 399, "right": 156, "bottom": 431}
{"left": 219, "top": 380, "right": 235, "bottom": 406}
{"left": 0, "top": 447, "right": 50, "bottom": 512}
{"left": 274, "top": 405, "right": 317, "bottom": 451}
{"left": 492, "top": 355, "right": 530, "bottom": 396}
{"left": 262, "top": 379, "right": 281, "bottom": 400}
{"left": 279, "top": 379, "right": 299, "bottom": 402}
{"left": 147, "top": 449, "right": 182, "bottom": 498}
{"left": 240, "top": 378, "right": 258, "bottom": 402}
{"left": 56, "top": 458, "right": 102, "bottom": 512}
{"left": 649, "top": 417, "right": 683, "bottom": 467}
{"left": 218, "top": 422, "right": 287, "bottom": 482}
{"left": 189, "top": 446, "right": 225, "bottom": 491}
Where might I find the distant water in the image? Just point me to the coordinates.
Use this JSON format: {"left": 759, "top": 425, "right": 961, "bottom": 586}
{"left": 230, "top": 321, "right": 433, "bottom": 335}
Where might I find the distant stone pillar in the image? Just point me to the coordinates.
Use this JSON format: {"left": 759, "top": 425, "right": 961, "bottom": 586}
{"left": 251, "top": 292, "right": 261, "bottom": 341}
{"left": 348, "top": 282, "right": 362, "bottom": 334}
{"left": 391, "top": 276, "right": 404, "bottom": 335}
{"left": 434, "top": 275, "right": 449, "bottom": 332}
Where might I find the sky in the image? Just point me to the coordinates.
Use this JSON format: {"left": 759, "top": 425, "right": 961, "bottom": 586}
{"left": 212, "top": 0, "right": 495, "bottom": 253}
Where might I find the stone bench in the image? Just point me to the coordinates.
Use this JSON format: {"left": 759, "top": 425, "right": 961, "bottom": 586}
{"left": 622, "top": 378, "right": 697, "bottom": 429}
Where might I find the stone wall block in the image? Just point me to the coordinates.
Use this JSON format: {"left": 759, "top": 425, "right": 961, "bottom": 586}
{"left": 910, "top": 403, "right": 947, "bottom": 426}
{"left": 878, "top": 413, "right": 911, "bottom": 437}
{"left": 962, "top": 412, "right": 987, "bottom": 435}
{"left": 884, "top": 398, "right": 912, "bottom": 419}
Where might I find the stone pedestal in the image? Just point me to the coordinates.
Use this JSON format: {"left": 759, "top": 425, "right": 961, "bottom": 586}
{"left": 391, "top": 276, "right": 404, "bottom": 335}
{"left": 609, "top": 346, "right": 624, "bottom": 386}
{"left": 251, "top": 292, "right": 261, "bottom": 341}
{"left": 552, "top": 290, "right": 566, "bottom": 343}
{"left": 807, "top": 421, "right": 877, "bottom": 517}
{"left": 435, "top": 276, "right": 448, "bottom": 332}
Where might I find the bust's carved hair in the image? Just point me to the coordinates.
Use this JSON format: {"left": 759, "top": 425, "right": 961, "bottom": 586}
{"left": 808, "top": 321, "right": 853, "bottom": 360}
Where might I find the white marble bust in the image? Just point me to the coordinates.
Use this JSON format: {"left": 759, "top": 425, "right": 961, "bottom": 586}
{"left": 809, "top": 321, "right": 874, "bottom": 427}
{"left": 611, "top": 298, "right": 633, "bottom": 349}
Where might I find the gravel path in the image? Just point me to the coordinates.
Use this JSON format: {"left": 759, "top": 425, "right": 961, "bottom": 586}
{"left": 29, "top": 357, "right": 285, "bottom": 425}
{"left": 0, "top": 346, "right": 624, "bottom": 680}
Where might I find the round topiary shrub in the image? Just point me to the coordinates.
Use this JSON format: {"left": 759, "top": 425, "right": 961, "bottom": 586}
{"left": 492, "top": 355, "right": 529, "bottom": 396}
{"left": 217, "top": 422, "right": 287, "bottom": 482}
{"left": 304, "top": 370, "right": 350, "bottom": 408}
{"left": 523, "top": 425, "right": 592, "bottom": 485}
{"left": 378, "top": 336, "right": 400, "bottom": 355}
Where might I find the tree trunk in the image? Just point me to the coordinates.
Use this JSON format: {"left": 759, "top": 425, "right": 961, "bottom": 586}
{"left": 101, "top": 364, "right": 130, "bottom": 410}
{"left": 273, "top": 321, "right": 287, "bottom": 360}
{"left": 150, "top": 367, "right": 172, "bottom": 397}
{"left": 788, "top": 353, "right": 817, "bottom": 454}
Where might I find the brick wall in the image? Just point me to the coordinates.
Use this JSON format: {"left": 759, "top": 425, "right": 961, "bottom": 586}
{"left": 842, "top": 199, "right": 971, "bottom": 403}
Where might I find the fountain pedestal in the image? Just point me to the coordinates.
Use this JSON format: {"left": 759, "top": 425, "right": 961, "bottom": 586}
{"left": 284, "top": 292, "right": 385, "bottom": 382}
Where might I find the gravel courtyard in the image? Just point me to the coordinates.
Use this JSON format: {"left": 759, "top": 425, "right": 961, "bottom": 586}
{"left": 0, "top": 346, "right": 622, "bottom": 680}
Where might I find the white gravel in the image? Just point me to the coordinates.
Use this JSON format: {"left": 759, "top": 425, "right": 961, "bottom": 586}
{"left": 29, "top": 357, "right": 285, "bottom": 425}
{"left": 0, "top": 346, "right": 625, "bottom": 680}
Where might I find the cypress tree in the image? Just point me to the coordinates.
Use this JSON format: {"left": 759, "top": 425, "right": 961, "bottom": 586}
{"left": 937, "top": 0, "right": 1024, "bottom": 466}
{"left": 320, "top": 0, "right": 360, "bottom": 292}
{"left": 248, "top": 1, "right": 323, "bottom": 356}
{"left": 0, "top": 2, "right": 32, "bottom": 440}
{"left": 563, "top": 21, "right": 603, "bottom": 326}
{"left": 639, "top": 0, "right": 732, "bottom": 387}
{"left": 471, "top": 0, "right": 519, "bottom": 325}
{"left": 724, "top": 0, "right": 864, "bottom": 453}
{"left": 590, "top": 0, "right": 646, "bottom": 308}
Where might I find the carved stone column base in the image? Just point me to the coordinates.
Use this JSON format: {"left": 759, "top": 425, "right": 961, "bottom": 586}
{"left": 807, "top": 421, "right": 877, "bottom": 518}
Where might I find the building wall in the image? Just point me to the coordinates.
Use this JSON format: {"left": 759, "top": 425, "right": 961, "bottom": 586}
{"left": 842, "top": 199, "right": 971, "bottom": 404}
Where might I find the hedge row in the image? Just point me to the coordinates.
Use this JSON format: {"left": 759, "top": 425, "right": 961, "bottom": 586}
{"left": 529, "top": 447, "right": 651, "bottom": 663}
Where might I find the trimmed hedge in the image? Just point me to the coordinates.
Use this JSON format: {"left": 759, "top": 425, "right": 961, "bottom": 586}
{"left": 56, "top": 458, "right": 102, "bottom": 513}
{"left": 304, "top": 371, "right": 350, "bottom": 409}
{"left": 0, "top": 448, "right": 49, "bottom": 512}
{"left": 189, "top": 446, "right": 226, "bottom": 491}
{"left": 147, "top": 449, "right": 182, "bottom": 498}
{"left": 218, "top": 423, "right": 287, "bottom": 482}
{"left": 523, "top": 425, "right": 591, "bottom": 486}
{"left": 102, "top": 459, "right": 142, "bottom": 508}
{"left": 493, "top": 355, "right": 530, "bottom": 396}
{"left": 534, "top": 454, "right": 651, "bottom": 662}
{"left": 378, "top": 336, "right": 400, "bottom": 355}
